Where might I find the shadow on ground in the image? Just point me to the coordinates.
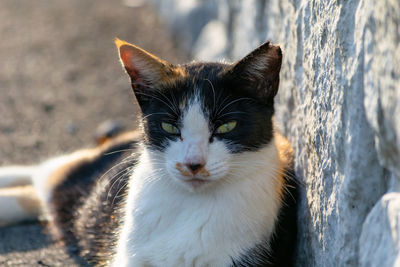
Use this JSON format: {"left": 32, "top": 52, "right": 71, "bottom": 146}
{"left": 0, "top": 223, "right": 50, "bottom": 254}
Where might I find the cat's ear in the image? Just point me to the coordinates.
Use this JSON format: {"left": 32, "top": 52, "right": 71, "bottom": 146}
{"left": 114, "top": 38, "right": 185, "bottom": 104}
{"left": 225, "top": 42, "right": 282, "bottom": 100}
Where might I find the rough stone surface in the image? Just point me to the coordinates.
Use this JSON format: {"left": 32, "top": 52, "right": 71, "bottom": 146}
{"left": 150, "top": 0, "right": 400, "bottom": 266}
{"left": 359, "top": 191, "right": 400, "bottom": 267}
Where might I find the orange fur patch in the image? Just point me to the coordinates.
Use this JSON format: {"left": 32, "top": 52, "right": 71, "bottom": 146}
{"left": 175, "top": 162, "right": 192, "bottom": 177}
{"left": 175, "top": 163, "right": 210, "bottom": 177}
{"left": 114, "top": 38, "right": 186, "bottom": 87}
{"left": 198, "top": 168, "right": 210, "bottom": 177}
{"left": 9, "top": 179, "right": 31, "bottom": 188}
{"left": 46, "top": 131, "right": 141, "bottom": 192}
{"left": 17, "top": 186, "right": 41, "bottom": 216}
{"left": 273, "top": 131, "right": 294, "bottom": 200}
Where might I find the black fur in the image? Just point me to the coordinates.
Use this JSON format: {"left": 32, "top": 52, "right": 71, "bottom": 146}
{"left": 140, "top": 62, "right": 276, "bottom": 153}
{"left": 50, "top": 137, "right": 137, "bottom": 265}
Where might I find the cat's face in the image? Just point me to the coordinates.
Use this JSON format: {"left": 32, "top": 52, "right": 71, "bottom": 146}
{"left": 115, "top": 39, "right": 282, "bottom": 191}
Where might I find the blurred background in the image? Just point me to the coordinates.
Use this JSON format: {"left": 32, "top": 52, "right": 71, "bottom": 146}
{"left": 0, "top": 0, "right": 187, "bottom": 166}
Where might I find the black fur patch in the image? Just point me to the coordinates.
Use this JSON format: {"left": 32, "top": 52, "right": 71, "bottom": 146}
{"left": 140, "top": 62, "right": 276, "bottom": 153}
{"left": 49, "top": 136, "right": 138, "bottom": 266}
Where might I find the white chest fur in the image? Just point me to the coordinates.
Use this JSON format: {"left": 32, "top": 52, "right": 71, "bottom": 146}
{"left": 113, "top": 142, "right": 282, "bottom": 267}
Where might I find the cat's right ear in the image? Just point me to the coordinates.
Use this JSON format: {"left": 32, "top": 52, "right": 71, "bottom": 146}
{"left": 224, "top": 42, "right": 282, "bottom": 101}
{"left": 114, "top": 38, "right": 185, "bottom": 106}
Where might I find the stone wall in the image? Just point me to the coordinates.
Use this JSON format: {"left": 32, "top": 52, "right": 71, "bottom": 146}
{"left": 149, "top": 0, "right": 400, "bottom": 266}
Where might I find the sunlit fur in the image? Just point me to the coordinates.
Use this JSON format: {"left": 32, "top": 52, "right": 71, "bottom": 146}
{"left": 113, "top": 96, "right": 283, "bottom": 266}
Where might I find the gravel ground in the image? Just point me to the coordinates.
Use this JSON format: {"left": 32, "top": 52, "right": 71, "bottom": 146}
{"left": 0, "top": 0, "right": 187, "bottom": 265}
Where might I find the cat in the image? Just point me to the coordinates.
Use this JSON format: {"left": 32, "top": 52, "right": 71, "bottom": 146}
{"left": 0, "top": 38, "right": 297, "bottom": 267}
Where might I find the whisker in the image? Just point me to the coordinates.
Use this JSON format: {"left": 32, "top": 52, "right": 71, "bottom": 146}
{"left": 217, "top": 97, "right": 253, "bottom": 116}
{"left": 103, "top": 149, "right": 137, "bottom": 156}
{"left": 218, "top": 111, "right": 248, "bottom": 118}
{"left": 135, "top": 92, "right": 179, "bottom": 116}
{"left": 111, "top": 180, "right": 129, "bottom": 207}
{"left": 97, "top": 154, "right": 136, "bottom": 185}
{"left": 158, "top": 90, "right": 180, "bottom": 115}
{"left": 106, "top": 167, "right": 133, "bottom": 203}
{"left": 141, "top": 112, "right": 173, "bottom": 121}
{"left": 204, "top": 78, "right": 216, "bottom": 113}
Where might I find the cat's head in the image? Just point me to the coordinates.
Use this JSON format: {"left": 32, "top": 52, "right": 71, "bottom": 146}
{"left": 115, "top": 38, "right": 282, "bottom": 192}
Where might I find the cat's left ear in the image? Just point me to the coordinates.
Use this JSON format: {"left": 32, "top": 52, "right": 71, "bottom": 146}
{"left": 225, "top": 42, "right": 282, "bottom": 100}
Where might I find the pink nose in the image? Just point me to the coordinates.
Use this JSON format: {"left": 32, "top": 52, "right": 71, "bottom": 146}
{"left": 185, "top": 163, "right": 205, "bottom": 175}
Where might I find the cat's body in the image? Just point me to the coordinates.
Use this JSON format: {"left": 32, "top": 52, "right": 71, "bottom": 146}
{"left": 0, "top": 40, "right": 297, "bottom": 266}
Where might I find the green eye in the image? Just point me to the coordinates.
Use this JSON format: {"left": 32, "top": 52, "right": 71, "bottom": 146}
{"left": 161, "top": 122, "right": 180, "bottom": 135}
{"left": 215, "top": 121, "right": 237, "bottom": 134}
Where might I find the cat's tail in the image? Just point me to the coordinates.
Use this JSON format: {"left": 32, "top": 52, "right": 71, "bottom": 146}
{"left": 0, "top": 165, "right": 42, "bottom": 227}
{"left": 0, "top": 153, "right": 90, "bottom": 227}
{"left": 0, "top": 165, "right": 36, "bottom": 188}
{"left": 0, "top": 185, "right": 41, "bottom": 227}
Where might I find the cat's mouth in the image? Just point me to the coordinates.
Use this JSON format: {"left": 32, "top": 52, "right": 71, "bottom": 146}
{"left": 183, "top": 178, "right": 210, "bottom": 188}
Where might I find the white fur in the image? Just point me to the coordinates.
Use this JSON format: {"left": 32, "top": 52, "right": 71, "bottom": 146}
{"left": 0, "top": 186, "right": 41, "bottom": 226}
{"left": 113, "top": 101, "right": 281, "bottom": 267}
{"left": 32, "top": 153, "right": 81, "bottom": 204}
{"left": 31, "top": 150, "right": 98, "bottom": 224}
{"left": 166, "top": 101, "right": 230, "bottom": 190}
{"left": 33, "top": 149, "right": 100, "bottom": 204}
{"left": 0, "top": 166, "right": 36, "bottom": 188}
{"left": 0, "top": 189, "right": 32, "bottom": 226}
{"left": 0, "top": 151, "right": 93, "bottom": 226}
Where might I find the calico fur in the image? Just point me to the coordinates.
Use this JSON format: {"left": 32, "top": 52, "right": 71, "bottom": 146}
{"left": 0, "top": 40, "right": 297, "bottom": 266}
